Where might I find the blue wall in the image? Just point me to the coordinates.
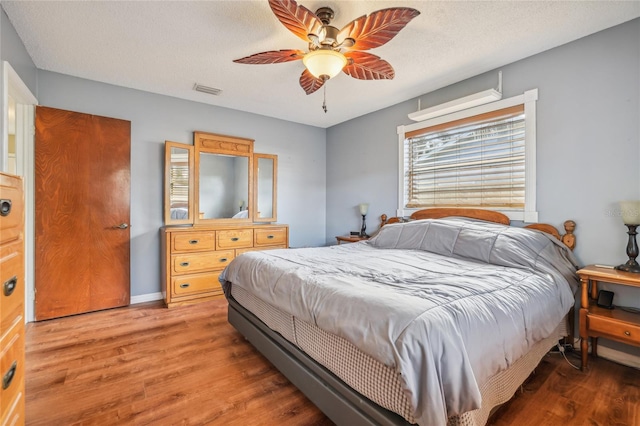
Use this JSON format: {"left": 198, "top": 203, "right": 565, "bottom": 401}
{"left": 327, "top": 18, "right": 640, "bottom": 268}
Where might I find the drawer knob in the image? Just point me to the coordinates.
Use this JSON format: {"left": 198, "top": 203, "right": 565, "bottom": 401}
{"left": 0, "top": 199, "right": 11, "bottom": 216}
{"left": 179, "top": 262, "right": 190, "bottom": 267}
{"left": 2, "top": 361, "right": 17, "bottom": 390}
{"left": 220, "top": 258, "right": 228, "bottom": 262}
{"left": 267, "top": 235, "right": 274, "bottom": 239}
{"left": 180, "top": 283, "right": 190, "bottom": 289}
{"left": 624, "top": 331, "right": 631, "bottom": 336}
{"left": 189, "top": 240, "right": 199, "bottom": 245}
{"left": 3, "top": 276, "right": 17, "bottom": 297}
{"left": 231, "top": 237, "right": 239, "bottom": 242}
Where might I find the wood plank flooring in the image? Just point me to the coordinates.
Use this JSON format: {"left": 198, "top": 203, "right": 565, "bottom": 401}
{"left": 25, "top": 299, "right": 640, "bottom": 425}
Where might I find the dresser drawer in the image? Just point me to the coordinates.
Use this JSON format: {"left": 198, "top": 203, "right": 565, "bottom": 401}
{"left": 588, "top": 314, "right": 640, "bottom": 346}
{"left": 0, "top": 241, "right": 24, "bottom": 334}
{"left": 172, "top": 232, "right": 215, "bottom": 252}
{"left": 216, "top": 229, "right": 253, "bottom": 249}
{"left": 235, "top": 245, "right": 286, "bottom": 256}
{"left": 171, "top": 250, "right": 235, "bottom": 274}
{"left": 0, "top": 175, "right": 23, "bottom": 246}
{"left": 1, "top": 387, "right": 24, "bottom": 426}
{"left": 0, "top": 324, "right": 24, "bottom": 418}
{"left": 172, "top": 273, "right": 223, "bottom": 297}
{"left": 254, "top": 227, "right": 287, "bottom": 247}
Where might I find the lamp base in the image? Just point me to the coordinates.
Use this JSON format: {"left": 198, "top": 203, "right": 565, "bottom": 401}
{"left": 617, "top": 224, "right": 640, "bottom": 273}
{"left": 615, "top": 261, "right": 640, "bottom": 274}
{"left": 360, "top": 214, "right": 368, "bottom": 238}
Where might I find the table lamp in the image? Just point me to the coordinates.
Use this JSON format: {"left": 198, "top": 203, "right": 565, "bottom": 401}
{"left": 359, "top": 203, "right": 369, "bottom": 237}
{"left": 615, "top": 200, "right": 640, "bottom": 273}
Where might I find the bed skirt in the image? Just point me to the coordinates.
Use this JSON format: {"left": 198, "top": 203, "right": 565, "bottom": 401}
{"left": 229, "top": 285, "right": 567, "bottom": 426}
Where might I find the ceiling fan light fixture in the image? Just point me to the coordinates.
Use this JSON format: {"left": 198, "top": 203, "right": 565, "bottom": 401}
{"left": 302, "top": 49, "right": 347, "bottom": 80}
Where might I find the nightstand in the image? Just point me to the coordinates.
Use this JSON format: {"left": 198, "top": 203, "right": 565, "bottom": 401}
{"left": 336, "top": 235, "right": 368, "bottom": 244}
{"left": 577, "top": 265, "right": 640, "bottom": 371}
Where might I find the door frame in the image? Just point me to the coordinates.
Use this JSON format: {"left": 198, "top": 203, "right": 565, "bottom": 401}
{"left": 3, "top": 61, "right": 38, "bottom": 322}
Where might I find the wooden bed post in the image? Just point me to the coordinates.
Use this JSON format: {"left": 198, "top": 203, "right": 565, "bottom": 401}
{"left": 561, "top": 220, "right": 576, "bottom": 251}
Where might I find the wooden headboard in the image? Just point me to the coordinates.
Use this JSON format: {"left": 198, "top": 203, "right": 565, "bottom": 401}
{"left": 380, "top": 208, "right": 576, "bottom": 251}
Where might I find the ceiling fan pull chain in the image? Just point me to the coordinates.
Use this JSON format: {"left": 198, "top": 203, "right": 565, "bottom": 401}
{"left": 322, "top": 85, "right": 328, "bottom": 113}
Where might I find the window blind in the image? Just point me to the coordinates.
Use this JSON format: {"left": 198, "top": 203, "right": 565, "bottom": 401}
{"left": 404, "top": 105, "right": 525, "bottom": 209}
{"left": 169, "top": 164, "right": 189, "bottom": 205}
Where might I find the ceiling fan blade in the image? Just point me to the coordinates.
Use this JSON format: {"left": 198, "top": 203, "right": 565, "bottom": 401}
{"left": 340, "top": 8, "right": 420, "bottom": 51}
{"left": 268, "top": 0, "right": 323, "bottom": 43}
{"left": 343, "top": 51, "right": 395, "bottom": 80}
{"left": 233, "top": 49, "right": 305, "bottom": 64}
{"left": 299, "top": 69, "right": 325, "bottom": 95}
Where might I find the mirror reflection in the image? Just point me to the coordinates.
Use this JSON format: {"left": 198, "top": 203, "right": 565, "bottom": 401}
{"left": 169, "top": 147, "right": 189, "bottom": 219}
{"left": 198, "top": 153, "right": 249, "bottom": 220}
{"left": 168, "top": 145, "right": 191, "bottom": 222}
{"left": 256, "top": 156, "right": 275, "bottom": 220}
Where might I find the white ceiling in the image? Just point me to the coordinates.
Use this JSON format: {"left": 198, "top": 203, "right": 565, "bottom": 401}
{"left": 2, "top": 1, "right": 639, "bottom": 128}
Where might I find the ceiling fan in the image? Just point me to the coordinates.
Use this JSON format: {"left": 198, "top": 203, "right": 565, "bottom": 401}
{"left": 233, "top": 0, "right": 420, "bottom": 111}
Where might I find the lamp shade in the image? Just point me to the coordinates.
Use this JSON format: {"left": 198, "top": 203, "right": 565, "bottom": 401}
{"left": 620, "top": 200, "right": 640, "bottom": 224}
{"left": 359, "top": 203, "right": 369, "bottom": 215}
{"left": 302, "top": 49, "right": 347, "bottom": 80}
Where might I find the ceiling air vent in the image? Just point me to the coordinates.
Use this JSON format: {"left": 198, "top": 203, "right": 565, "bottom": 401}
{"left": 193, "top": 83, "right": 222, "bottom": 96}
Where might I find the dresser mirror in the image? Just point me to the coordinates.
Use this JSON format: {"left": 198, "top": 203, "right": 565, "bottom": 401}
{"left": 164, "top": 132, "right": 279, "bottom": 225}
{"left": 254, "top": 154, "right": 277, "bottom": 222}
{"left": 164, "top": 141, "right": 194, "bottom": 225}
{"left": 198, "top": 152, "right": 250, "bottom": 221}
{"left": 194, "top": 131, "right": 254, "bottom": 224}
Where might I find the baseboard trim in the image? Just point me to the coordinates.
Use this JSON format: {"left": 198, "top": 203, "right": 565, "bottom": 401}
{"left": 575, "top": 338, "right": 640, "bottom": 369}
{"left": 596, "top": 346, "right": 640, "bottom": 369}
{"left": 130, "top": 292, "right": 164, "bottom": 305}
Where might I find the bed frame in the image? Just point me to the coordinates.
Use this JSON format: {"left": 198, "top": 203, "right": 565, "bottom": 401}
{"left": 380, "top": 208, "right": 576, "bottom": 250}
{"left": 227, "top": 208, "right": 577, "bottom": 426}
{"left": 228, "top": 297, "right": 412, "bottom": 425}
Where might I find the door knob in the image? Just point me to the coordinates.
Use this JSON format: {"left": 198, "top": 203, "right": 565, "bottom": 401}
{"left": 114, "top": 223, "right": 129, "bottom": 229}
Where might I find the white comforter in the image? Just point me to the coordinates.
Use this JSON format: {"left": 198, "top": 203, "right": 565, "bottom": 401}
{"left": 220, "top": 218, "right": 579, "bottom": 426}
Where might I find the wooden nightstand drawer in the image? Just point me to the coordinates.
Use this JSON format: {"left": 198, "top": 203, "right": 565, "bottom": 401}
{"left": 588, "top": 314, "right": 640, "bottom": 345}
{"left": 578, "top": 265, "right": 640, "bottom": 370}
{"left": 254, "top": 227, "right": 287, "bottom": 246}
{"left": 0, "top": 324, "right": 24, "bottom": 417}
{"left": 172, "top": 250, "right": 234, "bottom": 274}
{"left": 172, "top": 273, "right": 223, "bottom": 297}
{"left": 172, "top": 232, "right": 215, "bottom": 252}
{"left": 216, "top": 229, "right": 253, "bottom": 249}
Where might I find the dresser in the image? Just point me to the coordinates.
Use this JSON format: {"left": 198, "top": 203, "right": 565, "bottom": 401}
{"left": 161, "top": 224, "right": 288, "bottom": 307}
{"left": 0, "top": 172, "right": 25, "bottom": 425}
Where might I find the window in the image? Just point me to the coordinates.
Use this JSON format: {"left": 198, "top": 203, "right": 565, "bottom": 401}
{"left": 398, "top": 89, "right": 538, "bottom": 222}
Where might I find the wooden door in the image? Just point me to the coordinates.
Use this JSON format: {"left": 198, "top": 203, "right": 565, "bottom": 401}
{"left": 34, "top": 106, "right": 130, "bottom": 320}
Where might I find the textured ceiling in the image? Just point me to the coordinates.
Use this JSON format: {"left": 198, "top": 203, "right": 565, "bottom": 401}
{"left": 2, "top": 1, "right": 639, "bottom": 128}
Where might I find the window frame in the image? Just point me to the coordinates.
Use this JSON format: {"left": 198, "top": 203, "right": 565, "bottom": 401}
{"left": 397, "top": 89, "right": 539, "bottom": 222}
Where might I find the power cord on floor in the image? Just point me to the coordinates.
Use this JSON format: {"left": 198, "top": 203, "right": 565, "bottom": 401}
{"left": 553, "top": 342, "right": 581, "bottom": 370}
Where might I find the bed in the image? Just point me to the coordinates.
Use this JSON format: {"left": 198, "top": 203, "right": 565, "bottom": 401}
{"left": 169, "top": 206, "right": 189, "bottom": 220}
{"left": 219, "top": 208, "right": 579, "bottom": 426}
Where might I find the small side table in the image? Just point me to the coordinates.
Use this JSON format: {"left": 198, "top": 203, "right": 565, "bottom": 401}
{"left": 577, "top": 265, "right": 640, "bottom": 371}
{"left": 336, "top": 235, "right": 368, "bottom": 244}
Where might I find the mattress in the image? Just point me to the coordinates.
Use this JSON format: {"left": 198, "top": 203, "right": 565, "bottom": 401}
{"left": 231, "top": 284, "right": 567, "bottom": 426}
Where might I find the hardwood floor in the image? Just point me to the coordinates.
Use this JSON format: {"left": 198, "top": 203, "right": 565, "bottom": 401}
{"left": 25, "top": 299, "right": 639, "bottom": 425}
{"left": 25, "top": 299, "right": 331, "bottom": 425}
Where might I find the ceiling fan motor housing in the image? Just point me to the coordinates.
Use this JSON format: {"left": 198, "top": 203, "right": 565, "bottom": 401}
{"left": 315, "top": 7, "right": 334, "bottom": 25}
